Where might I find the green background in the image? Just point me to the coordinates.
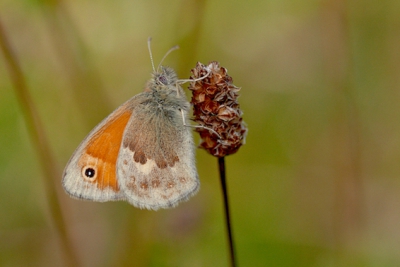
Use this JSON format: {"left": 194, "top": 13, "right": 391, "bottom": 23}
{"left": 1, "top": 0, "right": 400, "bottom": 266}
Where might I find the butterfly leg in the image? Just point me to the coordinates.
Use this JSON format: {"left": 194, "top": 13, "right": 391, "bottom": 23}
{"left": 180, "top": 109, "right": 221, "bottom": 138}
{"left": 176, "top": 68, "right": 211, "bottom": 87}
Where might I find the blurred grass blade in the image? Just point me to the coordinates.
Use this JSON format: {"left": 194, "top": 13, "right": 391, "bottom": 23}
{"left": 0, "top": 17, "right": 79, "bottom": 267}
{"left": 40, "top": 0, "right": 113, "bottom": 125}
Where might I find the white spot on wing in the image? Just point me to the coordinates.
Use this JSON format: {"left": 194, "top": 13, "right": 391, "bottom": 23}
{"left": 132, "top": 152, "right": 157, "bottom": 174}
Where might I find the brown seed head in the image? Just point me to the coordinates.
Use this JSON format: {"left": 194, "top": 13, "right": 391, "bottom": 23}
{"left": 188, "top": 61, "right": 248, "bottom": 157}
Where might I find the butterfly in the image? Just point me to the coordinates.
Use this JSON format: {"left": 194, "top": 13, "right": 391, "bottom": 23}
{"left": 62, "top": 39, "right": 201, "bottom": 210}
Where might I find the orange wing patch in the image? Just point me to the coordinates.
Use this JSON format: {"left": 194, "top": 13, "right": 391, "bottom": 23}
{"left": 78, "top": 110, "right": 132, "bottom": 191}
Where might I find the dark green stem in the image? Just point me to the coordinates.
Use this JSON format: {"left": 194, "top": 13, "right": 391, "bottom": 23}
{"left": 218, "top": 157, "right": 237, "bottom": 267}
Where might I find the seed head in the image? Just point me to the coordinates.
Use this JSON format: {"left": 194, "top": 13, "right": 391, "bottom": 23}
{"left": 188, "top": 62, "right": 247, "bottom": 157}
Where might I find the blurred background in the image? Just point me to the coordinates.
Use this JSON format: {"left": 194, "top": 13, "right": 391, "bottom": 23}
{"left": 1, "top": 0, "right": 400, "bottom": 266}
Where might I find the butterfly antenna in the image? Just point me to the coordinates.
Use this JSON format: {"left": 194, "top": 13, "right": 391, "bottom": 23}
{"left": 157, "top": 45, "right": 179, "bottom": 72}
{"left": 147, "top": 37, "right": 156, "bottom": 72}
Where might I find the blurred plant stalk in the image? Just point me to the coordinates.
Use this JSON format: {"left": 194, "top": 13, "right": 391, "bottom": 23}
{"left": 0, "top": 17, "right": 79, "bottom": 267}
{"left": 189, "top": 61, "right": 247, "bottom": 267}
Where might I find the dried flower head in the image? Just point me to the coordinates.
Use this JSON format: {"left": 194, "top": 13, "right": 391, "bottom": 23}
{"left": 188, "top": 61, "right": 248, "bottom": 157}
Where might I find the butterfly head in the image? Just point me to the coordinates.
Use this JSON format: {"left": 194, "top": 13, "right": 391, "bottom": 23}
{"left": 153, "top": 66, "right": 178, "bottom": 87}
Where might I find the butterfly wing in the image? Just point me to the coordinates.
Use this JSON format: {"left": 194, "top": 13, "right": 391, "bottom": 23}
{"left": 116, "top": 94, "right": 199, "bottom": 210}
{"left": 62, "top": 97, "right": 140, "bottom": 202}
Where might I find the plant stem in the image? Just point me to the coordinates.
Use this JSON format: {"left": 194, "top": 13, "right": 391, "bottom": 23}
{"left": 218, "top": 157, "right": 237, "bottom": 267}
{"left": 0, "top": 17, "right": 79, "bottom": 267}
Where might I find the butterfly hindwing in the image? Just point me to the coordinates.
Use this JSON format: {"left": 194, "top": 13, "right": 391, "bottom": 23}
{"left": 116, "top": 93, "right": 199, "bottom": 210}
